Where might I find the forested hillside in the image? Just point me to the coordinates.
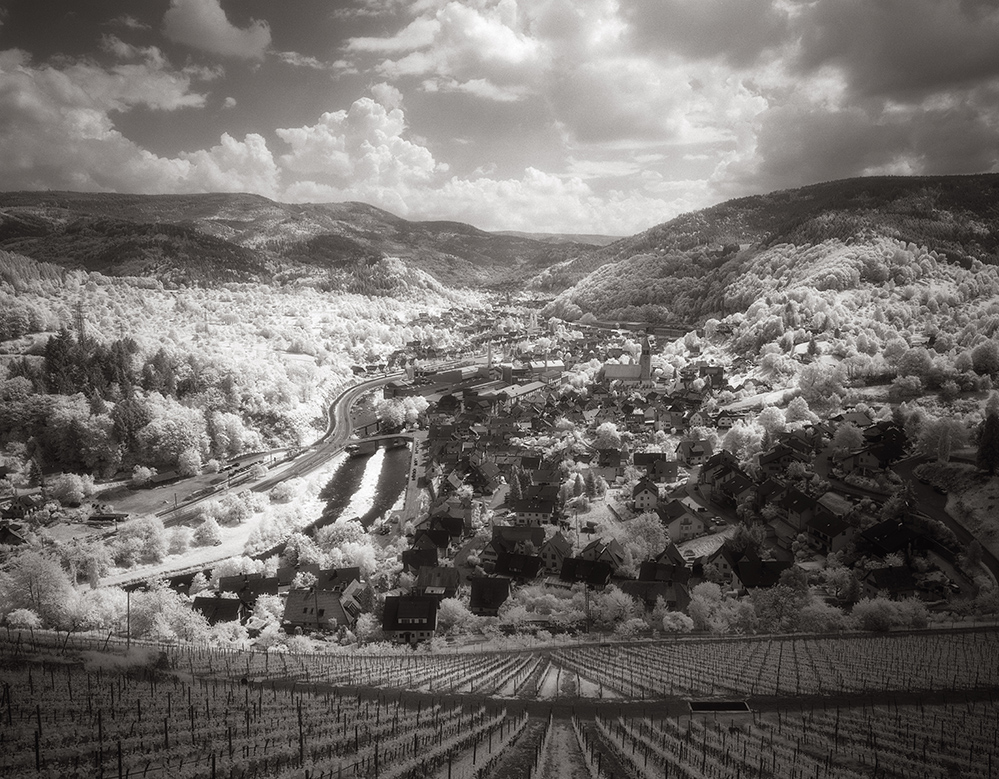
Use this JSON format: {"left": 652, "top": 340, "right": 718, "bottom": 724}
{"left": 0, "top": 249, "right": 473, "bottom": 484}
{"left": 533, "top": 174, "right": 999, "bottom": 290}
{"left": 0, "top": 192, "right": 601, "bottom": 288}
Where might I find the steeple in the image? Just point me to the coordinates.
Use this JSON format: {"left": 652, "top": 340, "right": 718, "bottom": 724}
{"left": 640, "top": 335, "right": 651, "bottom": 383}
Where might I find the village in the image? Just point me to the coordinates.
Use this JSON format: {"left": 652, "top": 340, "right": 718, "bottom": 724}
{"left": 151, "top": 304, "right": 983, "bottom": 647}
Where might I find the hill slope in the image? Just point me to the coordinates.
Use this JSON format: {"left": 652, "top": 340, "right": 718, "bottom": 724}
{"left": 0, "top": 192, "right": 599, "bottom": 287}
{"left": 534, "top": 174, "right": 999, "bottom": 291}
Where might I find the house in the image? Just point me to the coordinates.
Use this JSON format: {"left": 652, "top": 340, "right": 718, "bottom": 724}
{"left": 282, "top": 580, "right": 364, "bottom": 632}
{"left": 540, "top": 532, "right": 572, "bottom": 574}
{"left": 861, "top": 520, "right": 920, "bottom": 557}
{"left": 632, "top": 478, "right": 660, "bottom": 512}
{"left": 675, "top": 439, "right": 714, "bottom": 466}
{"left": 559, "top": 557, "right": 613, "bottom": 587}
{"left": 638, "top": 560, "right": 691, "bottom": 586}
{"left": 759, "top": 444, "right": 810, "bottom": 477}
{"left": 839, "top": 445, "right": 894, "bottom": 476}
{"left": 0, "top": 522, "right": 27, "bottom": 546}
{"left": 658, "top": 499, "right": 708, "bottom": 542}
{"left": 469, "top": 577, "right": 510, "bottom": 617}
{"left": 699, "top": 451, "right": 741, "bottom": 485}
{"left": 402, "top": 546, "right": 438, "bottom": 573}
{"left": 863, "top": 566, "right": 918, "bottom": 600}
{"left": 648, "top": 459, "right": 680, "bottom": 482}
{"left": 580, "top": 538, "right": 626, "bottom": 572}
{"left": 429, "top": 514, "right": 466, "bottom": 543}
{"left": 617, "top": 580, "right": 691, "bottom": 613}
{"left": 512, "top": 498, "right": 556, "bottom": 527}
{"left": 480, "top": 526, "right": 545, "bottom": 567}
{"left": 192, "top": 596, "right": 248, "bottom": 625}
{"left": 806, "top": 513, "right": 856, "bottom": 554}
{"left": 714, "top": 409, "right": 742, "bottom": 429}
{"left": 413, "top": 566, "right": 461, "bottom": 600}
{"left": 777, "top": 488, "right": 819, "bottom": 528}
{"left": 494, "top": 552, "right": 543, "bottom": 581}
{"left": 382, "top": 595, "right": 438, "bottom": 644}
{"left": 413, "top": 529, "right": 453, "bottom": 555}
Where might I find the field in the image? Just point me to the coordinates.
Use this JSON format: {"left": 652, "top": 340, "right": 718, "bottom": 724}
{"left": 2, "top": 628, "right": 997, "bottom": 778}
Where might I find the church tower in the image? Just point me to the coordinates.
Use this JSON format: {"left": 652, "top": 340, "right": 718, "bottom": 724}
{"left": 640, "top": 335, "right": 652, "bottom": 384}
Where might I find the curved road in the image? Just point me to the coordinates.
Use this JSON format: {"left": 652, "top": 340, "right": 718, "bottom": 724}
{"left": 251, "top": 372, "right": 404, "bottom": 493}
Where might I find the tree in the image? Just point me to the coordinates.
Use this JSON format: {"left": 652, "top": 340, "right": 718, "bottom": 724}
{"left": 584, "top": 469, "right": 599, "bottom": 499}
{"left": 623, "top": 512, "right": 670, "bottom": 565}
{"left": 918, "top": 417, "right": 969, "bottom": 462}
{"left": 0, "top": 551, "right": 76, "bottom": 628}
{"left": 724, "top": 522, "right": 767, "bottom": 558}
{"left": 47, "top": 472, "right": 96, "bottom": 506}
{"left": 593, "top": 422, "right": 622, "bottom": 451}
{"left": 977, "top": 409, "right": 999, "bottom": 475}
{"left": 972, "top": 340, "right": 999, "bottom": 375}
{"left": 5, "top": 608, "right": 42, "bottom": 630}
{"left": 194, "top": 516, "right": 223, "bottom": 546}
{"left": 785, "top": 396, "right": 818, "bottom": 424}
{"left": 831, "top": 422, "right": 864, "bottom": 455}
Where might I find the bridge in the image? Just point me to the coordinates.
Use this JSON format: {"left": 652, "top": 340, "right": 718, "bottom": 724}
{"left": 345, "top": 433, "right": 415, "bottom": 456}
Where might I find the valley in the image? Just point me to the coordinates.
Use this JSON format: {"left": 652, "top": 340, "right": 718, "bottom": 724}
{"left": 2, "top": 175, "right": 999, "bottom": 777}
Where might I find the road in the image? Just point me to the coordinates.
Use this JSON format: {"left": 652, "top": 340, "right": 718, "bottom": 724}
{"left": 251, "top": 372, "right": 404, "bottom": 493}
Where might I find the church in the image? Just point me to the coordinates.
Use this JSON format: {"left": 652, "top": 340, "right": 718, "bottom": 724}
{"left": 601, "top": 335, "right": 653, "bottom": 386}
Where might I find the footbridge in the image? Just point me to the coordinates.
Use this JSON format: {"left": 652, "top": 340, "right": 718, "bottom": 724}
{"left": 345, "top": 433, "right": 414, "bottom": 456}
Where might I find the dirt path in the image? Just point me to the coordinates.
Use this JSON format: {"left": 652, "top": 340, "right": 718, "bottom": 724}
{"left": 535, "top": 720, "right": 593, "bottom": 779}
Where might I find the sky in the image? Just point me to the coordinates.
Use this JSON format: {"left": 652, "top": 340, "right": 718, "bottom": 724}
{"left": 1, "top": 0, "right": 998, "bottom": 235}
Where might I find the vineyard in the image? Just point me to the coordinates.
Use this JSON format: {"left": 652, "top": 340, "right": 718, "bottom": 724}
{"left": 2, "top": 628, "right": 997, "bottom": 778}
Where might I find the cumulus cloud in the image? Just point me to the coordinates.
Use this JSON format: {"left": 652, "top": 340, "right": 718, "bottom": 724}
{"left": 163, "top": 0, "right": 271, "bottom": 60}
{"left": 276, "top": 97, "right": 442, "bottom": 189}
{"left": 0, "top": 47, "right": 242, "bottom": 193}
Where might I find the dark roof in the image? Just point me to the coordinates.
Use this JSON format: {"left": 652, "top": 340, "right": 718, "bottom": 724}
{"left": 217, "top": 572, "right": 264, "bottom": 592}
{"left": 192, "top": 596, "right": 245, "bottom": 625}
{"left": 734, "top": 558, "right": 793, "bottom": 589}
{"left": 414, "top": 566, "right": 461, "bottom": 595}
{"left": 402, "top": 547, "right": 438, "bottom": 571}
{"left": 633, "top": 452, "right": 670, "bottom": 466}
{"left": 494, "top": 552, "right": 543, "bottom": 579}
{"left": 469, "top": 577, "right": 510, "bottom": 613}
{"left": 413, "top": 529, "right": 452, "bottom": 549}
{"left": 861, "top": 520, "right": 920, "bottom": 555}
{"left": 492, "top": 525, "right": 545, "bottom": 546}
{"left": 559, "top": 557, "right": 613, "bottom": 586}
{"left": 315, "top": 567, "right": 361, "bottom": 591}
{"left": 638, "top": 561, "right": 691, "bottom": 584}
{"left": 865, "top": 566, "right": 917, "bottom": 593}
{"left": 513, "top": 498, "right": 556, "bottom": 514}
{"left": 382, "top": 595, "right": 438, "bottom": 632}
{"left": 807, "top": 513, "right": 852, "bottom": 538}
{"left": 655, "top": 543, "right": 688, "bottom": 566}
{"left": 429, "top": 515, "right": 465, "bottom": 538}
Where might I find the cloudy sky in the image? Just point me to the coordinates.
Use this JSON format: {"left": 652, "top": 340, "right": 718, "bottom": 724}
{"left": 1, "top": 0, "right": 998, "bottom": 235}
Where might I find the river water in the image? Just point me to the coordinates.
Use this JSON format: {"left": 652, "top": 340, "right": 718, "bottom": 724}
{"left": 314, "top": 443, "right": 412, "bottom": 530}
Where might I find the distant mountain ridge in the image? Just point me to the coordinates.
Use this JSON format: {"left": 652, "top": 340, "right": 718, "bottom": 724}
{"left": 532, "top": 174, "right": 999, "bottom": 290}
{"left": 0, "top": 191, "right": 598, "bottom": 287}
